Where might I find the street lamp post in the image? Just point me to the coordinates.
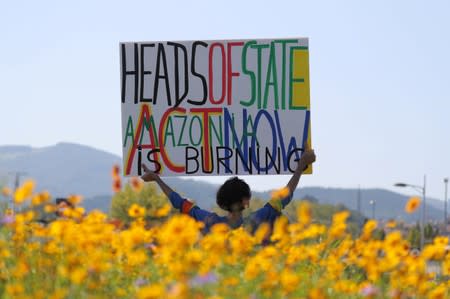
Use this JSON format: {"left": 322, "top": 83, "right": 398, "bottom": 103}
{"left": 394, "top": 175, "right": 427, "bottom": 249}
{"left": 369, "top": 200, "right": 376, "bottom": 219}
{"left": 445, "top": 178, "right": 448, "bottom": 231}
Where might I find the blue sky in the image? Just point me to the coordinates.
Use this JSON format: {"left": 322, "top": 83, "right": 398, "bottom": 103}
{"left": 1, "top": 0, "right": 449, "bottom": 199}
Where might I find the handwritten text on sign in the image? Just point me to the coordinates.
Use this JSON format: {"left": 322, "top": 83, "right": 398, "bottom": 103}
{"left": 120, "top": 38, "right": 311, "bottom": 176}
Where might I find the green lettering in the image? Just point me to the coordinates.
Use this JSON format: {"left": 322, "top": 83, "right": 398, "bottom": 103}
{"left": 189, "top": 116, "right": 203, "bottom": 146}
{"left": 209, "top": 115, "right": 223, "bottom": 146}
{"left": 123, "top": 116, "right": 134, "bottom": 147}
{"left": 174, "top": 115, "right": 188, "bottom": 146}
{"left": 240, "top": 41, "right": 257, "bottom": 107}
{"left": 164, "top": 116, "right": 176, "bottom": 146}
{"left": 263, "top": 42, "right": 279, "bottom": 109}
{"left": 250, "top": 43, "right": 269, "bottom": 109}
{"left": 139, "top": 115, "right": 159, "bottom": 146}
{"left": 274, "top": 39, "right": 298, "bottom": 109}
{"left": 245, "top": 114, "right": 259, "bottom": 144}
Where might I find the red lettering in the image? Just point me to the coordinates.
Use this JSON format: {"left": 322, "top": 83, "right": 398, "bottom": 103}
{"left": 158, "top": 107, "right": 187, "bottom": 173}
{"left": 227, "top": 42, "right": 244, "bottom": 105}
{"left": 126, "top": 105, "right": 160, "bottom": 175}
{"left": 208, "top": 43, "right": 226, "bottom": 105}
{"left": 190, "top": 107, "right": 222, "bottom": 171}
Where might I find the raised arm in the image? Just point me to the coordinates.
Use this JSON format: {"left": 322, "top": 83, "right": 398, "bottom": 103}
{"left": 251, "top": 148, "right": 316, "bottom": 228}
{"left": 140, "top": 164, "right": 217, "bottom": 226}
{"left": 141, "top": 164, "right": 173, "bottom": 197}
{"left": 286, "top": 149, "right": 316, "bottom": 195}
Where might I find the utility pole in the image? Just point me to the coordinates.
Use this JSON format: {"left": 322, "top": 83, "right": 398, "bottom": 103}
{"left": 357, "top": 185, "right": 361, "bottom": 214}
{"left": 394, "top": 175, "right": 427, "bottom": 249}
{"left": 370, "top": 200, "right": 376, "bottom": 219}
{"left": 422, "top": 175, "right": 426, "bottom": 248}
{"left": 445, "top": 178, "right": 448, "bottom": 231}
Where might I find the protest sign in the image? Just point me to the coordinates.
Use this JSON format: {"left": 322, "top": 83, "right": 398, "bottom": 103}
{"left": 120, "top": 38, "right": 311, "bottom": 176}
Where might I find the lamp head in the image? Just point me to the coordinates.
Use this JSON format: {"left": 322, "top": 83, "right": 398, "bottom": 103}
{"left": 394, "top": 183, "right": 408, "bottom": 187}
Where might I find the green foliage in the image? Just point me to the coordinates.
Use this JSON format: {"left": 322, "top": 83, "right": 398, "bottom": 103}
{"left": 406, "top": 223, "right": 440, "bottom": 249}
{"left": 407, "top": 224, "right": 421, "bottom": 249}
{"left": 372, "top": 228, "right": 386, "bottom": 240}
{"left": 0, "top": 181, "right": 9, "bottom": 215}
{"left": 110, "top": 183, "right": 171, "bottom": 225}
{"left": 0, "top": 201, "right": 7, "bottom": 216}
{"left": 424, "top": 222, "right": 439, "bottom": 240}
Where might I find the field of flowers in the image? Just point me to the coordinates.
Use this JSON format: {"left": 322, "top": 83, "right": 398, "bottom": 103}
{"left": 0, "top": 177, "right": 449, "bottom": 299}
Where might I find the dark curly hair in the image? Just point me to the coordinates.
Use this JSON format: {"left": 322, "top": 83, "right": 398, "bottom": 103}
{"left": 216, "top": 177, "right": 251, "bottom": 212}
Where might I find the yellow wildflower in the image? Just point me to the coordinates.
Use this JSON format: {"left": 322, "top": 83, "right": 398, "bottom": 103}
{"left": 14, "top": 179, "right": 35, "bottom": 204}
{"left": 433, "top": 236, "right": 448, "bottom": 246}
{"left": 297, "top": 201, "right": 312, "bottom": 226}
{"left": 254, "top": 223, "right": 270, "bottom": 244}
{"left": 111, "top": 164, "right": 121, "bottom": 179}
{"left": 333, "top": 210, "right": 350, "bottom": 223}
{"left": 361, "top": 220, "right": 377, "bottom": 240}
{"left": 308, "top": 288, "right": 327, "bottom": 299}
{"left": 44, "top": 204, "right": 56, "bottom": 213}
{"left": 2, "top": 186, "right": 11, "bottom": 196}
{"left": 386, "top": 219, "right": 397, "bottom": 228}
{"left": 222, "top": 277, "right": 239, "bottom": 286}
{"left": 68, "top": 194, "right": 83, "bottom": 205}
{"left": 6, "top": 283, "right": 24, "bottom": 296}
{"left": 428, "top": 284, "right": 447, "bottom": 299}
{"left": 113, "top": 177, "right": 122, "bottom": 193}
{"left": 128, "top": 203, "right": 146, "bottom": 218}
{"left": 270, "top": 216, "right": 289, "bottom": 243}
{"left": 12, "top": 261, "right": 28, "bottom": 278}
{"left": 49, "top": 289, "right": 68, "bottom": 299}
{"left": 130, "top": 176, "right": 144, "bottom": 192}
{"left": 280, "top": 269, "right": 299, "bottom": 293}
{"left": 154, "top": 203, "right": 171, "bottom": 217}
{"left": 137, "top": 284, "right": 165, "bottom": 299}
{"left": 69, "top": 267, "right": 87, "bottom": 284}
{"left": 405, "top": 196, "right": 421, "bottom": 213}
{"left": 271, "top": 186, "right": 290, "bottom": 200}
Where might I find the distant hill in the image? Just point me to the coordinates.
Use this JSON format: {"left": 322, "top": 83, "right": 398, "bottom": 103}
{"left": 0, "top": 143, "right": 445, "bottom": 222}
{"left": 0, "top": 143, "right": 121, "bottom": 197}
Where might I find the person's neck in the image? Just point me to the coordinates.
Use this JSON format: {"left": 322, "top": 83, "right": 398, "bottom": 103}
{"left": 227, "top": 211, "right": 242, "bottom": 224}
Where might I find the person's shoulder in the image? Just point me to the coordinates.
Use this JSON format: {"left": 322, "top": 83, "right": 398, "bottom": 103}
{"left": 202, "top": 212, "right": 226, "bottom": 224}
{"left": 250, "top": 202, "right": 282, "bottom": 221}
{"left": 194, "top": 212, "right": 227, "bottom": 233}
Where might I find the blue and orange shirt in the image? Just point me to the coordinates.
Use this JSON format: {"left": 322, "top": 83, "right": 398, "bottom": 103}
{"left": 168, "top": 191, "right": 293, "bottom": 233}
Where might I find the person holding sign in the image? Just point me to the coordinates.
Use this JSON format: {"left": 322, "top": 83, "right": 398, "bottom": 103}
{"left": 141, "top": 148, "right": 315, "bottom": 233}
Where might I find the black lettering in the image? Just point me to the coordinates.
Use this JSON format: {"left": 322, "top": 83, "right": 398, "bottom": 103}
{"left": 235, "top": 147, "right": 252, "bottom": 174}
{"left": 200, "top": 146, "right": 214, "bottom": 174}
{"left": 153, "top": 44, "right": 171, "bottom": 106}
{"left": 287, "top": 147, "right": 304, "bottom": 172}
{"left": 137, "top": 146, "right": 142, "bottom": 175}
{"left": 185, "top": 147, "right": 200, "bottom": 174}
{"left": 256, "top": 144, "right": 261, "bottom": 174}
{"left": 147, "top": 149, "right": 162, "bottom": 173}
{"left": 188, "top": 41, "right": 208, "bottom": 105}
{"left": 216, "top": 146, "right": 233, "bottom": 174}
{"left": 139, "top": 43, "right": 155, "bottom": 102}
{"left": 121, "top": 43, "right": 139, "bottom": 104}
{"left": 168, "top": 42, "right": 189, "bottom": 107}
{"left": 265, "top": 147, "right": 281, "bottom": 174}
